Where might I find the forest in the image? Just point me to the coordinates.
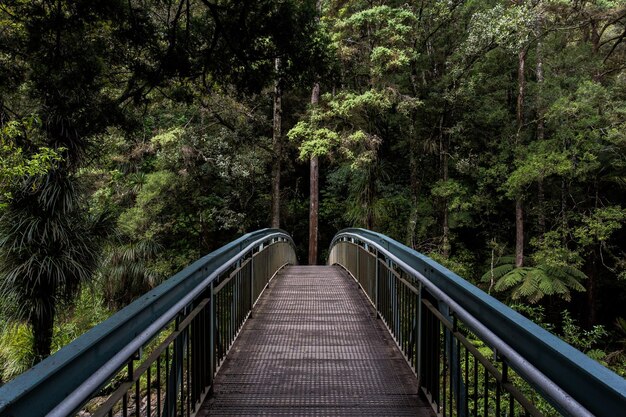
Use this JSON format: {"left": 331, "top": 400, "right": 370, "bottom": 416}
{"left": 1, "top": 0, "right": 625, "bottom": 384}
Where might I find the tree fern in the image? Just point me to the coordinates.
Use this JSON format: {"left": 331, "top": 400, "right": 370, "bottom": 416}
{"left": 492, "top": 267, "right": 527, "bottom": 291}
{"left": 481, "top": 263, "right": 515, "bottom": 282}
{"left": 483, "top": 255, "right": 587, "bottom": 304}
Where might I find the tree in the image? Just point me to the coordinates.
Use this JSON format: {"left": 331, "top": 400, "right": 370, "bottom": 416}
{"left": 0, "top": 0, "right": 133, "bottom": 361}
{"left": 271, "top": 58, "right": 283, "bottom": 228}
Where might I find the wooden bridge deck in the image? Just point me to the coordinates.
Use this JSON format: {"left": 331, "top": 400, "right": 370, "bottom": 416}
{"left": 199, "top": 265, "right": 434, "bottom": 416}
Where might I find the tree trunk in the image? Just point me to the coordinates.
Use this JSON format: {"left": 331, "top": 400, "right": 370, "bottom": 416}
{"left": 308, "top": 81, "right": 320, "bottom": 265}
{"left": 442, "top": 143, "right": 450, "bottom": 259}
{"left": 586, "top": 254, "right": 598, "bottom": 326}
{"left": 515, "top": 198, "right": 524, "bottom": 267}
{"left": 536, "top": 14, "right": 546, "bottom": 234}
{"left": 307, "top": 0, "right": 322, "bottom": 266}
{"left": 270, "top": 58, "right": 282, "bottom": 228}
{"left": 515, "top": 47, "right": 526, "bottom": 268}
{"left": 439, "top": 115, "right": 450, "bottom": 258}
{"left": 31, "top": 307, "right": 54, "bottom": 363}
{"left": 516, "top": 50, "right": 526, "bottom": 137}
{"left": 590, "top": 20, "right": 602, "bottom": 81}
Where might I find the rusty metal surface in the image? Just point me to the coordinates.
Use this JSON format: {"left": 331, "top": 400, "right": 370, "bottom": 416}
{"left": 199, "top": 265, "right": 434, "bottom": 416}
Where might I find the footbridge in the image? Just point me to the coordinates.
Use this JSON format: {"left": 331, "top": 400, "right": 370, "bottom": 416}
{"left": 0, "top": 229, "right": 625, "bottom": 416}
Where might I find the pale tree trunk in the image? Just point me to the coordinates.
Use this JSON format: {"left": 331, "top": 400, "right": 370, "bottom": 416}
{"left": 271, "top": 58, "right": 282, "bottom": 228}
{"left": 308, "top": 82, "right": 320, "bottom": 265}
{"left": 308, "top": 1, "right": 322, "bottom": 265}
{"left": 536, "top": 12, "right": 546, "bottom": 235}
{"left": 515, "top": 47, "right": 526, "bottom": 268}
{"left": 442, "top": 142, "right": 450, "bottom": 258}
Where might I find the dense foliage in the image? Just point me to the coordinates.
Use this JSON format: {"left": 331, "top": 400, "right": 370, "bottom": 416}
{"left": 1, "top": 0, "right": 625, "bottom": 381}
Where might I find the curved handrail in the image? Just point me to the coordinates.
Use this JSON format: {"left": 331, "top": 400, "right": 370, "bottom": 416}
{"left": 0, "top": 228, "right": 296, "bottom": 417}
{"left": 330, "top": 228, "right": 626, "bottom": 417}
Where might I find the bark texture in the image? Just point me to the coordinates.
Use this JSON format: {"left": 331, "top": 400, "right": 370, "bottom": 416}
{"left": 308, "top": 82, "right": 320, "bottom": 265}
{"left": 271, "top": 58, "right": 282, "bottom": 228}
{"left": 515, "top": 48, "right": 526, "bottom": 268}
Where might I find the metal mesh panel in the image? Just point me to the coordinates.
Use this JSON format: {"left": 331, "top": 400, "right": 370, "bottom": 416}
{"left": 200, "top": 266, "right": 431, "bottom": 416}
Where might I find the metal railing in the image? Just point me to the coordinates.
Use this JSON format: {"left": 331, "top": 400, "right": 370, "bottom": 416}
{"left": 329, "top": 228, "right": 626, "bottom": 417}
{"left": 0, "top": 229, "right": 297, "bottom": 417}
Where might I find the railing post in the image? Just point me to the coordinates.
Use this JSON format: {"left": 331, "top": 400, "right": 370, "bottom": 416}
{"left": 231, "top": 276, "right": 235, "bottom": 349}
{"left": 356, "top": 242, "right": 360, "bottom": 282}
{"left": 416, "top": 281, "right": 422, "bottom": 385}
{"left": 250, "top": 250, "right": 255, "bottom": 315}
{"left": 209, "top": 282, "right": 215, "bottom": 390}
{"left": 375, "top": 250, "right": 380, "bottom": 318}
{"left": 164, "top": 314, "right": 184, "bottom": 417}
{"left": 389, "top": 259, "right": 399, "bottom": 338}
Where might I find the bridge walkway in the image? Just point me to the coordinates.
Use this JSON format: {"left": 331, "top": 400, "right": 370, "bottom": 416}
{"left": 199, "top": 265, "right": 434, "bottom": 416}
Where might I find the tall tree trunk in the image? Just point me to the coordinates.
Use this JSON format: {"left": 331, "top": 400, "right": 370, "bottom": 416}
{"left": 515, "top": 47, "right": 526, "bottom": 268}
{"left": 515, "top": 198, "right": 524, "bottom": 267}
{"left": 442, "top": 141, "right": 450, "bottom": 259}
{"left": 308, "top": 0, "right": 322, "bottom": 265}
{"left": 270, "top": 58, "right": 282, "bottom": 228}
{"left": 308, "top": 81, "right": 320, "bottom": 265}
{"left": 536, "top": 12, "right": 546, "bottom": 235}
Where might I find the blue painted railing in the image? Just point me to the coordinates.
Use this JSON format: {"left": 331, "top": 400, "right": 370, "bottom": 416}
{"left": 329, "top": 228, "right": 626, "bottom": 417}
{"left": 2, "top": 226, "right": 624, "bottom": 417}
{"left": 0, "top": 229, "right": 296, "bottom": 417}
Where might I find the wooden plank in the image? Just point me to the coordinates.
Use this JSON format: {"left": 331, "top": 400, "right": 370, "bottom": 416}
{"left": 198, "top": 265, "right": 434, "bottom": 416}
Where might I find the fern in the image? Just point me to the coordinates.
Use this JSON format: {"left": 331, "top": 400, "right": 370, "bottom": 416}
{"left": 488, "top": 258, "right": 587, "bottom": 304}
{"left": 492, "top": 267, "right": 525, "bottom": 291}
{"left": 514, "top": 271, "right": 539, "bottom": 299}
{"left": 481, "top": 263, "right": 515, "bottom": 282}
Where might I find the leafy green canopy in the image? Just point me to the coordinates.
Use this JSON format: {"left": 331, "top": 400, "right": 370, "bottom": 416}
{"left": 0, "top": 0, "right": 327, "bottom": 362}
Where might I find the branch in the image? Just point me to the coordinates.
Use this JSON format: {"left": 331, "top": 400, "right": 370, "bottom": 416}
{"left": 599, "top": 9, "right": 626, "bottom": 38}
{"left": 603, "top": 27, "right": 626, "bottom": 63}
{"left": 599, "top": 27, "right": 626, "bottom": 47}
{"left": 596, "top": 64, "right": 626, "bottom": 78}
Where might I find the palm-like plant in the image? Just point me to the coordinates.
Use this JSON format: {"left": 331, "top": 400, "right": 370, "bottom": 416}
{"left": 99, "top": 239, "right": 161, "bottom": 310}
{"left": 482, "top": 255, "right": 586, "bottom": 303}
{"left": 346, "top": 159, "right": 389, "bottom": 229}
{"left": 0, "top": 174, "right": 112, "bottom": 362}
